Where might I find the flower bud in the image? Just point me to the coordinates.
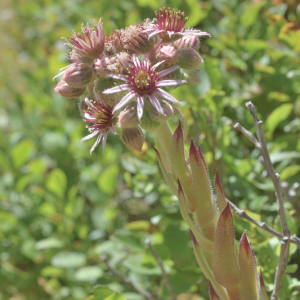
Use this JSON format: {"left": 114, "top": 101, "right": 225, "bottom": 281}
{"left": 92, "top": 56, "right": 123, "bottom": 79}
{"left": 118, "top": 102, "right": 140, "bottom": 128}
{"left": 63, "top": 63, "right": 93, "bottom": 88}
{"left": 123, "top": 24, "right": 155, "bottom": 54}
{"left": 178, "top": 48, "right": 203, "bottom": 69}
{"left": 117, "top": 52, "right": 133, "bottom": 70}
{"left": 121, "top": 127, "right": 144, "bottom": 152}
{"left": 157, "top": 44, "right": 180, "bottom": 66}
{"left": 174, "top": 35, "right": 200, "bottom": 51}
{"left": 182, "top": 67, "right": 201, "bottom": 86}
{"left": 54, "top": 80, "right": 86, "bottom": 99}
{"left": 105, "top": 29, "right": 124, "bottom": 56}
{"left": 149, "top": 101, "right": 174, "bottom": 122}
{"left": 140, "top": 110, "right": 160, "bottom": 132}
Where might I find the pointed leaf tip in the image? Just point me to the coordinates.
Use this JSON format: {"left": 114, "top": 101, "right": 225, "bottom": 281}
{"left": 209, "top": 281, "right": 220, "bottom": 300}
{"left": 174, "top": 122, "right": 183, "bottom": 141}
{"left": 259, "top": 269, "right": 269, "bottom": 300}
{"left": 239, "top": 231, "right": 259, "bottom": 300}
{"left": 212, "top": 202, "right": 240, "bottom": 292}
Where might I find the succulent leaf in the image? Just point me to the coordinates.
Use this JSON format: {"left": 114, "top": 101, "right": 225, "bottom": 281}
{"left": 209, "top": 281, "right": 221, "bottom": 300}
{"left": 151, "top": 145, "right": 177, "bottom": 195}
{"left": 239, "top": 231, "right": 259, "bottom": 300}
{"left": 189, "top": 141, "right": 218, "bottom": 240}
{"left": 259, "top": 269, "right": 270, "bottom": 300}
{"left": 178, "top": 181, "right": 214, "bottom": 253}
{"left": 212, "top": 203, "right": 240, "bottom": 299}
{"left": 214, "top": 170, "right": 227, "bottom": 213}
{"left": 171, "top": 123, "right": 197, "bottom": 212}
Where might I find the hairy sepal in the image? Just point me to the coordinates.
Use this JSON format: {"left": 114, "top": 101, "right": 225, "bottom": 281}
{"left": 171, "top": 123, "right": 196, "bottom": 212}
{"left": 212, "top": 203, "right": 240, "bottom": 299}
{"left": 189, "top": 141, "right": 218, "bottom": 240}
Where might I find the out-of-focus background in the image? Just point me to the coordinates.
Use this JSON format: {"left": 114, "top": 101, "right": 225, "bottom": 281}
{"left": 1, "top": 0, "right": 300, "bottom": 299}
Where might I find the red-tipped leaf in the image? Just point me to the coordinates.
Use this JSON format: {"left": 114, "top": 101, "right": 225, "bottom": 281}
{"left": 239, "top": 231, "right": 259, "bottom": 300}
{"left": 215, "top": 170, "right": 227, "bottom": 213}
{"left": 171, "top": 123, "right": 196, "bottom": 212}
{"left": 189, "top": 140, "right": 218, "bottom": 240}
{"left": 209, "top": 281, "right": 220, "bottom": 300}
{"left": 212, "top": 203, "right": 240, "bottom": 300}
{"left": 259, "top": 269, "right": 269, "bottom": 300}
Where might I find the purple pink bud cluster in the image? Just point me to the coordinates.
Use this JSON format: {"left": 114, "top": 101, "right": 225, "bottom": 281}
{"left": 54, "top": 8, "right": 210, "bottom": 153}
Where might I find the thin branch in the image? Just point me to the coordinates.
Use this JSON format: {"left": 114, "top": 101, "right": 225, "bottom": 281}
{"left": 101, "top": 255, "right": 164, "bottom": 300}
{"left": 271, "top": 237, "right": 290, "bottom": 300}
{"left": 226, "top": 198, "right": 300, "bottom": 247}
{"left": 145, "top": 240, "right": 176, "bottom": 300}
{"left": 245, "top": 101, "right": 290, "bottom": 238}
{"left": 234, "top": 101, "right": 291, "bottom": 300}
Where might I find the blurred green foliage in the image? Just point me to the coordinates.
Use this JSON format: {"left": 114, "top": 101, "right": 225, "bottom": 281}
{"left": 1, "top": 0, "right": 300, "bottom": 300}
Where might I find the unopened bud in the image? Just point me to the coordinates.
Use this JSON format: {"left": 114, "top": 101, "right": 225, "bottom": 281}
{"left": 182, "top": 67, "right": 201, "bottom": 86}
{"left": 174, "top": 35, "right": 200, "bottom": 51}
{"left": 92, "top": 56, "right": 123, "bottom": 79}
{"left": 178, "top": 48, "right": 203, "bottom": 69}
{"left": 149, "top": 101, "right": 174, "bottom": 122}
{"left": 157, "top": 44, "right": 180, "bottom": 66}
{"left": 118, "top": 103, "right": 140, "bottom": 128}
{"left": 63, "top": 63, "right": 93, "bottom": 88}
{"left": 117, "top": 52, "right": 133, "bottom": 70}
{"left": 140, "top": 111, "right": 160, "bottom": 132}
{"left": 121, "top": 127, "right": 144, "bottom": 152}
{"left": 54, "top": 80, "right": 86, "bottom": 99}
{"left": 123, "top": 24, "right": 155, "bottom": 54}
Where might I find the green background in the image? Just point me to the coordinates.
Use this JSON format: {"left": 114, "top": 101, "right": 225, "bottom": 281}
{"left": 1, "top": 0, "right": 300, "bottom": 299}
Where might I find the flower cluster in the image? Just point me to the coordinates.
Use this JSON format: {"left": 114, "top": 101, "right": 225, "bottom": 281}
{"left": 54, "top": 8, "right": 210, "bottom": 153}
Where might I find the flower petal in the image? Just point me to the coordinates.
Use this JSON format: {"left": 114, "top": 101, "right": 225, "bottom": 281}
{"left": 137, "top": 95, "right": 144, "bottom": 120}
{"left": 103, "top": 84, "right": 131, "bottom": 94}
{"left": 156, "top": 80, "right": 186, "bottom": 87}
{"left": 156, "top": 65, "right": 180, "bottom": 79}
{"left": 154, "top": 88, "right": 180, "bottom": 104}
{"left": 81, "top": 130, "right": 99, "bottom": 142}
{"left": 148, "top": 93, "right": 163, "bottom": 114}
{"left": 106, "top": 74, "right": 128, "bottom": 81}
{"left": 90, "top": 132, "right": 103, "bottom": 154}
{"left": 113, "top": 91, "right": 136, "bottom": 113}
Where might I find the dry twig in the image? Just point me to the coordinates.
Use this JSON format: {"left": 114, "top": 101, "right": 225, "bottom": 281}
{"left": 234, "top": 101, "right": 292, "bottom": 300}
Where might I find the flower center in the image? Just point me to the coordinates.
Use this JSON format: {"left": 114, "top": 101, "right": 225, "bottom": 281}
{"left": 134, "top": 70, "right": 152, "bottom": 91}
